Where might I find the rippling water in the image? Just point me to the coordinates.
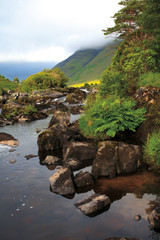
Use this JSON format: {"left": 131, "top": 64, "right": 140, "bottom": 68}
{"left": 0, "top": 117, "right": 160, "bottom": 240}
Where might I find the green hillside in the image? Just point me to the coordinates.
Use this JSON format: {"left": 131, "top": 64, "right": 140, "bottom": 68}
{"left": 53, "top": 40, "right": 118, "bottom": 85}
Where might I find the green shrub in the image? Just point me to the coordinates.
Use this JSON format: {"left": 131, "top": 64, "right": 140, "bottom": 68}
{"left": 19, "top": 68, "right": 68, "bottom": 92}
{"left": 79, "top": 96, "right": 146, "bottom": 139}
{"left": 99, "top": 68, "right": 126, "bottom": 97}
{"left": 144, "top": 131, "right": 160, "bottom": 166}
{"left": 0, "top": 75, "right": 17, "bottom": 94}
{"left": 138, "top": 72, "right": 160, "bottom": 88}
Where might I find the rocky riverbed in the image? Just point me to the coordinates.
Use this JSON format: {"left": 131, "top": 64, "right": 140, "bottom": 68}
{"left": 1, "top": 86, "right": 160, "bottom": 239}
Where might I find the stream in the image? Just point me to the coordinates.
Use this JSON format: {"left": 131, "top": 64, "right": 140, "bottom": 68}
{"left": 0, "top": 115, "right": 160, "bottom": 240}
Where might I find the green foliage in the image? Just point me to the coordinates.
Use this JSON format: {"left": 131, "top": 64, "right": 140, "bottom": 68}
{"left": 79, "top": 96, "right": 146, "bottom": 139}
{"left": 23, "top": 105, "right": 38, "bottom": 115}
{"left": 107, "top": 31, "right": 158, "bottom": 94}
{"left": 0, "top": 75, "right": 17, "bottom": 95}
{"left": 103, "top": 0, "right": 144, "bottom": 38}
{"left": 138, "top": 72, "right": 160, "bottom": 88}
{"left": 99, "top": 68, "right": 126, "bottom": 97}
{"left": 19, "top": 68, "right": 68, "bottom": 92}
{"left": 140, "top": 0, "right": 160, "bottom": 38}
{"left": 144, "top": 131, "right": 160, "bottom": 166}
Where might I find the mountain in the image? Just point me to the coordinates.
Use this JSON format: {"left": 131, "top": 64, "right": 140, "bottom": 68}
{"left": 53, "top": 40, "right": 118, "bottom": 85}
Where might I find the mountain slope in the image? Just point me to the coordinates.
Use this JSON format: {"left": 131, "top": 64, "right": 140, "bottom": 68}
{"left": 53, "top": 40, "right": 118, "bottom": 85}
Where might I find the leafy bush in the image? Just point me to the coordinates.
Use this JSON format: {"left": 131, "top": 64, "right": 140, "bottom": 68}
{"left": 138, "top": 72, "right": 160, "bottom": 88}
{"left": 110, "top": 31, "right": 158, "bottom": 94}
{"left": 19, "top": 68, "right": 68, "bottom": 92}
{"left": 79, "top": 96, "right": 146, "bottom": 139}
{"left": 99, "top": 68, "right": 126, "bottom": 97}
{"left": 0, "top": 75, "right": 17, "bottom": 95}
{"left": 144, "top": 131, "right": 160, "bottom": 166}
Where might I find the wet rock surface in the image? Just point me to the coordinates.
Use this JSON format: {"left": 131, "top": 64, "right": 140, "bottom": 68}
{"left": 64, "top": 141, "right": 97, "bottom": 166}
{"left": 48, "top": 110, "right": 70, "bottom": 128}
{"left": 42, "top": 155, "right": 61, "bottom": 165}
{"left": 74, "top": 171, "right": 94, "bottom": 188}
{"left": 0, "top": 132, "right": 19, "bottom": 147}
{"left": 92, "top": 141, "right": 142, "bottom": 180}
{"left": 24, "top": 154, "right": 38, "bottom": 160}
{"left": 49, "top": 165, "right": 75, "bottom": 196}
{"left": 75, "top": 193, "right": 110, "bottom": 216}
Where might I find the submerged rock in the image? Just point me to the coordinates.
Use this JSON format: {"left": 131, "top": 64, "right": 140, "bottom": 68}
{"left": 75, "top": 193, "right": 110, "bottom": 216}
{"left": 49, "top": 165, "right": 75, "bottom": 196}
{"left": 25, "top": 154, "right": 38, "bottom": 160}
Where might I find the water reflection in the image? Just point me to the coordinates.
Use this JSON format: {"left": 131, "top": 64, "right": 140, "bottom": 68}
{"left": 93, "top": 170, "right": 160, "bottom": 203}
{"left": 1, "top": 116, "right": 160, "bottom": 239}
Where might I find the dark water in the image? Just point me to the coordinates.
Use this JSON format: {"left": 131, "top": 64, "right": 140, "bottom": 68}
{"left": 0, "top": 62, "right": 56, "bottom": 81}
{"left": 0, "top": 117, "right": 160, "bottom": 240}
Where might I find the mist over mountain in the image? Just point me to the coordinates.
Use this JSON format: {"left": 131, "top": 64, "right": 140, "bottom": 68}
{"left": 53, "top": 40, "right": 118, "bottom": 84}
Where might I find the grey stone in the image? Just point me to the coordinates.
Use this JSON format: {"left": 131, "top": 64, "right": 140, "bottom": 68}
{"left": 75, "top": 193, "right": 110, "bottom": 216}
{"left": 92, "top": 141, "right": 142, "bottom": 180}
{"left": 92, "top": 141, "right": 118, "bottom": 180}
{"left": 64, "top": 142, "right": 97, "bottom": 163}
{"left": 49, "top": 165, "right": 75, "bottom": 196}
{"left": 74, "top": 171, "right": 94, "bottom": 188}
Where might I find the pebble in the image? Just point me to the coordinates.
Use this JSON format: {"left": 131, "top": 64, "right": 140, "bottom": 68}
{"left": 9, "top": 149, "right": 16, "bottom": 152}
{"left": 9, "top": 159, "right": 16, "bottom": 164}
{"left": 133, "top": 215, "right": 141, "bottom": 221}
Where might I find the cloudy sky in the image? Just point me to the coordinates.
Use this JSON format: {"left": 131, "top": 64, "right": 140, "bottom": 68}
{"left": 0, "top": 0, "right": 120, "bottom": 63}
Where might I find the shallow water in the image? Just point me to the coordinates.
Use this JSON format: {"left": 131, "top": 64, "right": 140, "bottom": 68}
{"left": 0, "top": 117, "right": 160, "bottom": 240}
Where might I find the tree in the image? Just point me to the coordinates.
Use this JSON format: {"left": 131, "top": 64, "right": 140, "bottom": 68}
{"left": 103, "top": 0, "right": 144, "bottom": 38}
{"left": 140, "top": 0, "right": 160, "bottom": 37}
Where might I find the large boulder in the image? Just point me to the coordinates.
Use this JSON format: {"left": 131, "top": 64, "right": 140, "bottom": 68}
{"left": 49, "top": 165, "right": 75, "bottom": 196}
{"left": 1, "top": 100, "right": 47, "bottom": 124}
{"left": 116, "top": 142, "right": 142, "bottom": 174}
{"left": 37, "top": 123, "right": 67, "bottom": 156}
{"left": 37, "top": 120, "right": 86, "bottom": 160}
{"left": 75, "top": 193, "right": 110, "bottom": 216}
{"left": 48, "top": 110, "right": 70, "bottom": 128}
{"left": 74, "top": 171, "right": 94, "bottom": 188}
{"left": 92, "top": 141, "right": 142, "bottom": 180}
{"left": 64, "top": 142, "right": 97, "bottom": 170}
{"left": 92, "top": 141, "right": 118, "bottom": 180}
